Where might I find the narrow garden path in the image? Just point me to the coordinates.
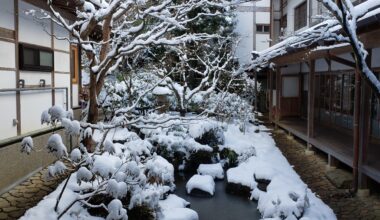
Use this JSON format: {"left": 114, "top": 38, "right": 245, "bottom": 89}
{"left": 267, "top": 121, "right": 380, "bottom": 220}
{"left": 0, "top": 168, "right": 67, "bottom": 220}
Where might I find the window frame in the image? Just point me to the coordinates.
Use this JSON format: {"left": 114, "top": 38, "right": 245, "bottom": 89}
{"left": 294, "top": 1, "right": 307, "bottom": 31}
{"left": 19, "top": 43, "right": 54, "bottom": 72}
{"left": 256, "top": 24, "right": 270, "bottom": 34}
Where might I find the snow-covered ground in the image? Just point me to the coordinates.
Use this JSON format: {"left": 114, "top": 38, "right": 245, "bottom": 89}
{"left": 224, "top": 123, "right": 336, "bottom": 220}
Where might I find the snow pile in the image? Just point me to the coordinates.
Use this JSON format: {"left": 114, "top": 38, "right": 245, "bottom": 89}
{"left": 188, "top": 119, "right": 221, "bottom": 139}
{"left": 186, "top": 174, "right": 215, "bottom": 196}
{"left": 197, "top": 163, "right": 224, "bottom": 179}
{"left": 225, "top": 123, "right": 336, "bottom": 220}
{"left": 159, "top": 194, "right": 198, "bottom": 220}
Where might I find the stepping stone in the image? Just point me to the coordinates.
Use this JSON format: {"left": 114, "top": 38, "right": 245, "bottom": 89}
{"left": 197, "top": 164, "right": 224, "bottom": 179}
{"left": 186, "top": 175, "right": 215, "bottom": 196}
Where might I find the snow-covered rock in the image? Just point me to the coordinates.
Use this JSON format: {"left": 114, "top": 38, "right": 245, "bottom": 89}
{"left": 197, "top": 163, "right": 224, "bottom": 179}
{"left": 186, "top": 174, "right": 215, "bottom": 196}
{"left": 160, "top": 208, "right": 198, "bottom": 220}
{"left": 159, "top": 194, "right": 197, "bottom": 220}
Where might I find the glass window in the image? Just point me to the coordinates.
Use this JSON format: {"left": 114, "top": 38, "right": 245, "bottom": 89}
{"left": 19, "top": 44, "right": 53, "bottom": 71}
{"left": 40, "top": 51, "right": 53, "bottom": 67}
{"left": 294, "top": 1, "right": 307, "bottom": 30}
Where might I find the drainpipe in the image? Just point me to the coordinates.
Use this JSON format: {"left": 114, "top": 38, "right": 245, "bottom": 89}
{"left": 352, "top": 68, "right": 361, "bottom": 193}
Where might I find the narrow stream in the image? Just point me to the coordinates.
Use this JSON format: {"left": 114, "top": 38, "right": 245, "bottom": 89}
{"left": 174, "top": 173, "right": 261, "bottom": 220}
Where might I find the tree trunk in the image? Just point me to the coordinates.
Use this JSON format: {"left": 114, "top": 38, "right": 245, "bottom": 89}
{"left": 84, "top": 72, "right": 98, "bottom": 152}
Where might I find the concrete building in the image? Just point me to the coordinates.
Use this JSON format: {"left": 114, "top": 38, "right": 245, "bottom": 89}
{"left": 234, "top": 0, "right": 271, "bottom": 66}
{"left": 0, "top": 0, "right": 82, "bottom": 194}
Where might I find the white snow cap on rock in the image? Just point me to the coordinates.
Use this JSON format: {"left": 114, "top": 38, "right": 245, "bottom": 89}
{"left": 197, "top": 163, "right": 224, "bottom": 179}
{"left": 186, "top": 174, "right": 215, "bottom": 196}
{"left": 159, "top": 194, "right": 198, "bottom": 220}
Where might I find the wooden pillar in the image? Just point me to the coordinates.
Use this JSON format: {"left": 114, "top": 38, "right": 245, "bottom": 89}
{"left": 307, "top": 59, "right": 315, "bottom": 146}
{"left": 358, "top": 49, "right": 372, "bottom": 189}
{"left": 276, "top": 66, "right": 281, "bottom": 123}
{"left": 268, "top": 69, "right": 273, "bottom": 122}
{"left": 353, "top": 67, "right": 362, "bottom": 192}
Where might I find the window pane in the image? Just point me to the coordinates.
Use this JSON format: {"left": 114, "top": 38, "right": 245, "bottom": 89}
{"left": 264, "top": 25, "right": 270, "bottom": 33}
{"left": 40, "top": 51, "right": 52, "bottom": 67}
{"left": 23, "top": 48, "right": 35, "bottom": 65}
{"left": 256, "top": 25, "right": 262, "bottom": 32}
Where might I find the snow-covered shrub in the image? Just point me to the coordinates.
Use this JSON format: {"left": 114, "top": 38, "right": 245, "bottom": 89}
{"left": 106, "top": 199, "right": 128, "bottom": 220}
{"left": 200, "top": 92, "right": 254, "bottom": 124}
{"left": 46, "top": 134, "right": 68, "bottom": 159}
{"left": 20, "top": 136, "right": 33, "bottom": 155}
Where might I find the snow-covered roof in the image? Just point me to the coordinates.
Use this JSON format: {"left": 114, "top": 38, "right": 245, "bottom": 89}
{"left": 247, "top": 1, "right": 380, "bottom": 72}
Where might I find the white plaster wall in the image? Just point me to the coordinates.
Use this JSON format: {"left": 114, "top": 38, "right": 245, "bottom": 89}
{"left": 54, "top": 73, "right": 71, "bottom": 109}
{"left": 0, "top": 70, "right": 17, "bottom": 140}
{"left": 0, "top": 71, "right": 16, "bottom": 89}
{"left": 0, "top": 41, "right": 16, "bottom": 69}
{"left": 282, "top": 77, "right": 299, "bottom": 97}
{"left": 20, "top": 91, "right": 51, "bottom": 134}
{"left": 19, "top": 0, "right": 51, "bottom": 47}
{"left": 234, "top": 2, "right": 254, "bottom": 66}
{"left": 0, "top": 0, "right": 15, "bottom": 30}
{"left": 256, "top": 12, "right": 270, "bottom": 24}
{"left": 372, "top": 47, "right": 380, "bottom": 68}
{"left": 20, "top": 71, "right": 51, "bottom": 86}
{"left": 331, "top": 53, "right": 355, "bottom": 71}
{"left": 0, "top": 94, "right": 17, "bottom": 139}
{"left": 53, "top": 23, "right": 70, "bottom": 52}
{"left": 256, "top": 0, "right": 270, "bottom": 7}
{"left": 281, "top": 63, "right": 300, "bottom": 74}
{"left": 315, "top": 58, "right": 329, "bottom": 72}
{"left": 256, "top": 34, "right": 270, "bottom": 52}
{"left": 54, "top": 52, "right": 70, "bottom": 73}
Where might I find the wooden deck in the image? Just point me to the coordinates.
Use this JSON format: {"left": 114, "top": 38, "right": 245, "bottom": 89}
{"left": 276, "top": 119, "right": 380, "bottom": 182}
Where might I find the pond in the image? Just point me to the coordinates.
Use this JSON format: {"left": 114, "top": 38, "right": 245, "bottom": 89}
{"left": 174, "top": 173, "right": 261, "bottom": 220}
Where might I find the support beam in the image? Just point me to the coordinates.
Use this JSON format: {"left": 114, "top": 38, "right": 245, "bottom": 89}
{"left": 307, "top": 60, "right": 315, "bottom": 145}
{"left": 329, "top": 54, "right": 357, "bottom": 68}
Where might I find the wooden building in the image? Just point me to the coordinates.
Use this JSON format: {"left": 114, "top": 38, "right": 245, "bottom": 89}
{"left": 0, "top": 0, "right": 82, "bottom": 194}
{"left": 261, "top": 0, "right": 380, "bottom": 190}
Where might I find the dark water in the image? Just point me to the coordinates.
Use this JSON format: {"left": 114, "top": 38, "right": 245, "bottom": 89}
{"left": 174, "top": 173, "right": 261, "bottom": 220}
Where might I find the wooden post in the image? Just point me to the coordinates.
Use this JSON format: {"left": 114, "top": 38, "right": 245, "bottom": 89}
{"left": 307, "top": 60, "right": 315, "bottom": 152}
{"left": 268, "top": 69, "right": 273, "bottom": 122}
{"left": 358, "top": 49, "right": 372, "bottom": 190}
{"left": 276, "top": 66, "right": 281, "bottom": 123}
{"left": 353, "top": 67, "right": 362, "bottom": 193}
{"left": 307, "top": 59, "right": 315, "bottom": 148}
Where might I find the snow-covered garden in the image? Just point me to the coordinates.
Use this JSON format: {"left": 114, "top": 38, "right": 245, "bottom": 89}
{"left": 20, "top": 110, "right": 336, "bottom": 220}
{"left": 16, "top": 0, "right": 371, "bottom": 219}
